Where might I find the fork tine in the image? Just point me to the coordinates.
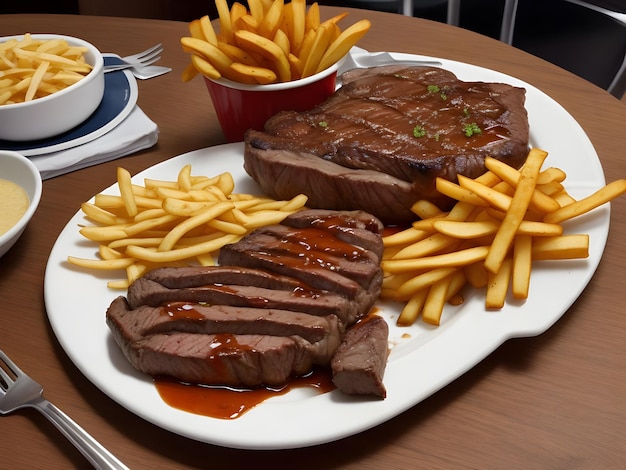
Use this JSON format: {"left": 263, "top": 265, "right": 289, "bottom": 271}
{"left": 123, "top": 44, "right": 163, "bottom": 63}
{"left": 136, "top": 55, "right": 162, "bottom": 67}
{"left": 133, "top": 48, "right": 163, "bottom": 65}
{"left": 0, "top": 350, "right": 18, "bottom": 389}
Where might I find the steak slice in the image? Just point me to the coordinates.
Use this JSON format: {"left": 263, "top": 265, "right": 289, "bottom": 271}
{"left": 244, "top": 65, "right": 529, "bottom": 223}
{"left": 331, "top": 315, "right": 389, "bottom": 398}
{"left": 107, "top": 297, "right": 340, "bottom": 386}
{"left": 122, "top": 332, "right": 311, "bottom": 387}
{"left": 127, "top": 277, "right": 360, "bottom": 327}
{"left": 143, "top": 265, "right": 307, "bottom": 292}
{"left": 281, "top": 209, "right": 384, "bottom": 258}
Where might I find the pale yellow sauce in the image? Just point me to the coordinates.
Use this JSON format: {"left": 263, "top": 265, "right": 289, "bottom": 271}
{"left": 0, "top": 179, "right": 30, "bottom": 236}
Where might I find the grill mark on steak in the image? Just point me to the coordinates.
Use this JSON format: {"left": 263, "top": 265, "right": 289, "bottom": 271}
{"left": 244, "top": 65, "right": 529, "bottom": 223}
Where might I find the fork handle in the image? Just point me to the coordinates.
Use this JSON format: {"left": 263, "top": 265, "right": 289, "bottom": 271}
{"left": 31, "top": 397, "right": 128, "bottom": 470}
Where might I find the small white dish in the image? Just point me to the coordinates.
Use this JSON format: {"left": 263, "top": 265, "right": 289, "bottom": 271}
{"left": 0, "top": 34, "right": 104, "bottom": 142}
{"left": 0, "top": 151, "right": 42, "bottom": 257}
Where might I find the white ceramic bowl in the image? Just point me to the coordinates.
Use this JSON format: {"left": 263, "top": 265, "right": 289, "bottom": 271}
{"left": 0, "top": 34, "right": 104, "bottom": 141}
{"left": 0, "top": 151, "right": 42, "bottom": 257}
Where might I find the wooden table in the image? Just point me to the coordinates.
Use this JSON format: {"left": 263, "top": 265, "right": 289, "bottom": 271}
{"left": 1, "top": 8, "right": 625, "bottom": 469}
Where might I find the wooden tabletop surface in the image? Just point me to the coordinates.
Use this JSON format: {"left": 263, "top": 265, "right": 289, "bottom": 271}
{"left": 1, "top": 7, "right": 625, "bottom": 469}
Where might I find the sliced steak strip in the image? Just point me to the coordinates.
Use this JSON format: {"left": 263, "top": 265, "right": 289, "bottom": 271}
{"left": 331, "top": 315, "right": 390, "bottom": 398}
{"left": 242, "top": 225, "right": 381, "bottom": 286}
{"left": 108, "top": 296, "right": 341, "bottom": 345}
{"left": 107, "top": 297, "right": 339, "bottom": 386}
{"left": 281, "top": 209, "right": 384, "bottom": 234}
{"left": 143, "top": 265, "right": 308, "bottom": 291}
{"left": 123, "top": 332, "right": 311, "bottom": 387}
{"left": 127, "top": 277, "right": 360, "bottom": 326}
{"left": 281, "top": 209, "right": 384, "bottom": 258}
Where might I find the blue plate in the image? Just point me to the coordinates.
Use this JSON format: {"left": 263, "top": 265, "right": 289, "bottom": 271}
{"left": 0, "top": 56, "right": 138, "bottom": 156}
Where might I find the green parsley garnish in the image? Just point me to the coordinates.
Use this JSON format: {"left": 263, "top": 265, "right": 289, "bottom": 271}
{"left": 318, "top": 121, "right": 328, "bottom": 128}
{"left": 463, "top": 122, "right": 482, "bottom": 137}
{"left": 413, "top": 125, "right": 426, "bottom": 138}
{"left": 427, "top": 84, "right": 440, "bottom": 93}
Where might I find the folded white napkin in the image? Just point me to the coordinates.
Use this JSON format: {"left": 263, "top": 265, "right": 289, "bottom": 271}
{"left": 30, "top": 105, "right": 159, "bottom": 180}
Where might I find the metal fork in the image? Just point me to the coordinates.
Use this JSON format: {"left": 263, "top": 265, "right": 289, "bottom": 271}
{"left": 0, "top": 349, "right": 128, "bottom": 470}
{"left": 104, "top": 43, "right": 164, "bottom": 73}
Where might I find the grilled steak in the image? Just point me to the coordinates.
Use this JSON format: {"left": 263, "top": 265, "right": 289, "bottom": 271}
{"left": 107, "top": 209, "right": 390, "bottom": 394}
{"left": 244, "top": 65, "right": 529, "bottom": 224}
{"left": 331, "top": 315, "right": 390, "bottom": 398}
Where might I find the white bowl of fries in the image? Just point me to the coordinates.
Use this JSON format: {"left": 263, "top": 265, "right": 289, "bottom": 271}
{"left": 0, "top": 33, "right": 104, "bottom": 141}
{"left": 0, "top": 150, "right": 42, "bottom": 258}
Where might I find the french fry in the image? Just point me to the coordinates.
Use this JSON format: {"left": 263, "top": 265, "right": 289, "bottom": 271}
{"left": 397, "top": 289, "right": 428, "bottom": 326}
{"left": 543, "top": 179, "right": 626, "bottom": 224}
{"left": 257, "top": 0, "right": 284, "bottom": 39}
{"left": 305, "top": 2, "right": 321, "bottom": 31}
{"left": 484, "top": 148, "right": 548, "bottom": 274}
{"left": 289, "top": 0, "right": 307, "bottom": 55}
{"left": 485, "top": 257, "right": 513, "bottom": 309}
{"left": 436, "top": 177, "right": 489, "bottom": 207}
{"left": 422, "top": 275, "right": 453, "bottom": 326}
{"left": 396, "top": 267, "right": 458, "bottom": 300}
{"left": 531, "top": 234, "right": 589, "bottom": 260}
{"left": 316, "top": 19, "right": 371, "bottom": 73}
{"left": 234, "top": 29, "right": 291, "bottom": 82}
{"left": 199, "top": 15, "right": 219, "bottom": 45}
{"left": 215, "top": 0, "right": 234, "bottom": 42}
{"left": 382, "top": 246, "right": 489, "bottom": 273}
{"left": 301, "top": 23, "right": 334, "bottom": 78}
{"left": 512, "top": 234, "right": 532, "bottom": 299}
{"left": 411, "top": 199, "right": 445, "bottom": 219}
{"left": 116, "top": 167, "right": 138, "bottom": 217}
{"left": 229, "top": 62, "right": 276, "bottom": 84}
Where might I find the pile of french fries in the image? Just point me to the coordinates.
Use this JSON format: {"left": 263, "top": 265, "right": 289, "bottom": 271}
{"left": 67, "top": 165, "right": 308, "bottom": 289}
{"left": 381, "top": 148, "right": 626, "bottom": 326}
{"left": 180, "top": 0, "right": 371, "bottom": 84}
{"left": 0, "top": 33, "right": 92, "bottom": 105}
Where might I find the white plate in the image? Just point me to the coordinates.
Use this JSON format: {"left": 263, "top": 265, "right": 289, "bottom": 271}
{"left": 0, "top": 56, "right": 137, "bottom": 157}
{"left": 44, "top": 52, "right": 609, "bottom": 450}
